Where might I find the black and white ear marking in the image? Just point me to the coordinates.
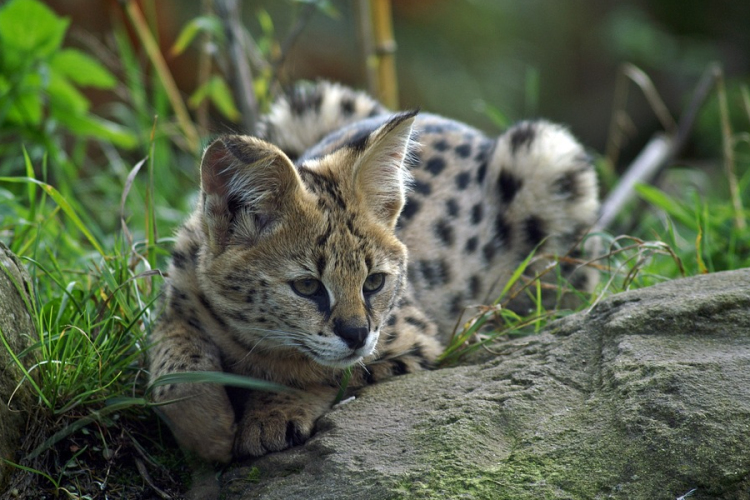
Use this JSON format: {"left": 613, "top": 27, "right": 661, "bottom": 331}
{"left": 352, "top": 111, "right": 418, "bottom": 229}
{"left": 200, "top": 135, "right": 303, "bottom": 251}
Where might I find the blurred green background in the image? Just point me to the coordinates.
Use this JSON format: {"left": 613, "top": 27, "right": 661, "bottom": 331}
{"left": 43, "top": 0, "right": 750, "bottom": 160}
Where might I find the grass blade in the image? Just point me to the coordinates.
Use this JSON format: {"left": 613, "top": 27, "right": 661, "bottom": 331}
{"left": 0, "top": 176, "right": 105, "bottom": 256}
{"left": 147, "top": 371, "right": 293, "bottom": 395}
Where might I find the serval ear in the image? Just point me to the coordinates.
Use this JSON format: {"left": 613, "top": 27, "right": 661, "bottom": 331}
{"left": 200, "top": 135, "right": 304, "bottom": 252}
{"left": 352, "top": 111, "right": 417, "bottom": 229}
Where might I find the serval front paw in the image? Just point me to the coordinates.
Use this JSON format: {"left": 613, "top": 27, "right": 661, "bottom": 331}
{"left": 233, "top": 388, "right": 335, "bottom": 457}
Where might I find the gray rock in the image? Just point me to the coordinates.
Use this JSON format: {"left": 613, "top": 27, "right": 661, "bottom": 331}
{"left": 0, "top": 242, "right": 36, "bottom": 491}
{"left": 220, "top": 269, "right": 750, "bottom": 500}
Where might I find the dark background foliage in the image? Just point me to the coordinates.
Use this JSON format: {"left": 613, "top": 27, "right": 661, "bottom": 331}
{"left": 45, "top": 0, "right": 750, "bottom": 162}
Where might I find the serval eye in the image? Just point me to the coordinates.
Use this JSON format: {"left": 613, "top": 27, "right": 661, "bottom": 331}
{"left": 291, "top": 278, "right": 322, "bottom": 297}
{"left": 363, "top": 273, "right": 385, "bottom": 294}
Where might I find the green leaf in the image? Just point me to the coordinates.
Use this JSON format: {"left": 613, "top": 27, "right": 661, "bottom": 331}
{"left": 0, "top": 73, "right": 44, "bottom": 126}
{"left": 0, "top": 0, "right": 69, "bottom": 70}
{"left": 47, "top": 70, "right": 90, "bottom": 115}
{"left": 53, "top": 113, "right": 138, "bottom": 149}
{"left": 50, "top": 49, "right": 116, "bottom": 89}
{"left": 188, "top": 75, "right": 240, "bottom": 121}
{"left": 171, "top": 15, "right": 223, "bottom": 56}
{"left": 635, "top": 183, "right": 696, "bottom": 230}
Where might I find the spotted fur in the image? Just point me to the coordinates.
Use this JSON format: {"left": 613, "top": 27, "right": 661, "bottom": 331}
{"left": 149, "top": 81, "right": 599, "bottom": 462}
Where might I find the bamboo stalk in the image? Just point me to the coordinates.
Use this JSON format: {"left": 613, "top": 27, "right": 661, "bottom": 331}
{"left": 124, "top": 0, "right": 200, "bottom": 152}
{"left": 370, "top": 0, "right": 398, "bottom": 109}
{"left": 355, "top": 0, "right": 378, "bottom": 98}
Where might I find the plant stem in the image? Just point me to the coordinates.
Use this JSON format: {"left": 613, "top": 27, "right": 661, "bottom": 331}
{"left": 123, "top": 0, "right": 200, "bottom": 152}
{"left": 215, "top": 0, "right": 258, "bottom": 134}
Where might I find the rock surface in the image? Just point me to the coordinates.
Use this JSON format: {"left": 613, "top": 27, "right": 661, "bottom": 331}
{"left": 0, "top": 242, "right": 36, "bottom": 490}
{"left": 220, "top": 269, "right": 750, "bottom": 500}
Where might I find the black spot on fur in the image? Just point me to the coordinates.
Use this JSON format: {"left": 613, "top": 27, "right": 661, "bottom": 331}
{"left": 317, "top": 224, "right": 332, "bottom": 247}
{"left": 449, "top": 293, "right": 464, "bottom": 317}
{"left": 316, "top": 254, "right": 327, "bottom": 275}
{"left": 554, "top": 170, "right": 582, "bottom": 200}
{"left": 290, "top": 86, "right": 322, "bottom": 115}
{"left": 187, "top": 316, "right": 203, "bottom": 331}
{"left": 476, "top": 162, "right": 488, "bottom": 185}
{"left": 510, "top": 123, "right": 537, "bottom": 154}
{"left": 384, "top": 330, "right": 398, "bottom": 344}
{"left": 409, "top": 344, "right": 425, "bottom": 360}
{"left": 471, "top": 203, "right": 483, "bottom": 225}
{"left": 498, "top": 171, "right": 523, "bottom": 204}
{"left": 434, "top": 219, "right": 455, "bottom": 246}
{"left": 405, "top": 316, "right": 429, "bottom": 330}
{"left": 455, "top": 143, "right": 472, "bottom": 158}
{"left": 455, "top": 171, "right": 471, "bottom": 190}
{"left": 425, "top": 157, "right": 447, "bottom": 176}
{"left": 392, "top": 360, "right": 409, "bottom": 376}
{"left": 299, "top": 167, "right": 347, "bottom": 209}
{"left": 525, "top": 215, "right": 546, "bottom": 247}
{"left": 495, "top": 213, "right": 512, "bottom": 245}
{"left": 400, "top": 198, "right": 421, "bottom": 221}
{"left": 446, "top": 198, "right": 460, "bottom": 218}
{"left": 482, "top": 242, "right": 497, "bottom": 262}
{"left": 198, "top": 294, "right": 228, "bottom": 328}
{"left": 469, "top": 275, "right": 482, "bottom": 299}
{"left": 386, "top": 315, "right": 397, "bottom": 327}
{"left": 433, "top": 139, "right": 450, "bottom": 152}
{"left": 419, "top": 358, "right": 433, "bottom": 370}
{"left": 419, "top": 259, "right": 451, "bottom": 288}
{"left": 286, "top": 421, "right": 307, "bottom": 447}
{"left": 422, "top": 124, "right": 446, "bottom": 134}
{"left": 171, "top": 250, "right": 187, "bottom": 269}
{"left": 475, "top": 141, "right": 490, "bottom": 163}
{"left": 465, "top": 236, "right": 479, "bottom": 254}
{"left": 341, "top": 98, "right": 355, "bottom": 116}
{"left": 413, "top": 179, "right": 432, "bottom": 196}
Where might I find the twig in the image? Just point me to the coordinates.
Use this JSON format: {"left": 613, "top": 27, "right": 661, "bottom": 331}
{"left": 134, "top": 457, "right": 172, "bottom": 500}
{"left": 605, "top": 63, "right": 676, "bottom": 171}
{"left": 215, "top": 0, "right": 258, "bottom": 134}
{"left": 196, "top": 0, "right": 214, "bottom": 136}
{"left": 596, "top": 63, "right": 721, "bottom": 232}
{"left": 123, "top": 0, "right": 200, "bottom": 152}
{"left": 271, "top": 2, "right": 318, "bottom": 84}
{"left": 596, "top": 135, "right": 672, "bottom": 232}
